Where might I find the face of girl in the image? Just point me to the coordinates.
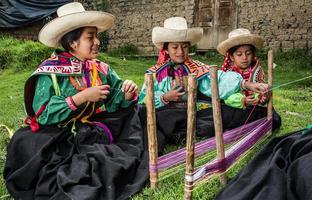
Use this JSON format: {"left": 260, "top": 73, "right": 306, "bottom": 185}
{"left": 230, "top": 45, "right": 254, "bottom": 70}
{"left": 165, "top": 42, "right": 190, "bottom": 64}
{"left": 70, "top": 27, "right": 100, "bottom": 61}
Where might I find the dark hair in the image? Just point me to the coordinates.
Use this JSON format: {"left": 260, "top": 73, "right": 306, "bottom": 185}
{"left": 162, "top": 42, "right": 191, "bottom": 50}
{"left": 60, "top": 27, "right": 85, "bottom": 52}
{"left": 228, "top": 44, "right": 256, "bottom": 56}
{"left": 163, "top": 42, "right": 169, "bottom": 50}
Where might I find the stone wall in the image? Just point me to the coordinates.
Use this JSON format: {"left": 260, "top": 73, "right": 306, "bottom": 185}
{"left": 0, "top": 20, "right": 46, "bottom": 41}
{"left": 100, "top": 0, "right": 312, "bottom": 53}
{"left": 104, "top": 0, "right": 195, "bottom": 54}
{"left": 238, "top": 0, "right": 312, "bottom": 53}
{"left": 1, "top": 0, "right": 311, "bottom": 53}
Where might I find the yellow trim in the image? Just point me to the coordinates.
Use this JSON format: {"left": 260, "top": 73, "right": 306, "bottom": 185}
{"left": 92, "top": 63, "right": 98, "bottom": 86}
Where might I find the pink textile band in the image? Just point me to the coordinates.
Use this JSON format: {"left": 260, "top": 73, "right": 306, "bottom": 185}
{"left": 131, "top": 93, "right": 138, "bottom": 102}
{"left": 65, "top": 96, "right": 77, "bottom": 111}
{"left": 149, "top": 163, "right": 158, "bottom": 173}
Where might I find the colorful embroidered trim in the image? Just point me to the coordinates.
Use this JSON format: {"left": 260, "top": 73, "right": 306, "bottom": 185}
{"left": 147, "top": 59, "right": 211, "bottom": 81}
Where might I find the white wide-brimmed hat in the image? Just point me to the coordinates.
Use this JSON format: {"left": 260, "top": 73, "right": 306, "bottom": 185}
{"left": 38, "top": 2, "right": 115, "bottom": 47}
{"left": 152, "top": 17, "right": 203, "bottom": 49}
{"left": 217, "top": 28, "right": 264, "bottom": 55}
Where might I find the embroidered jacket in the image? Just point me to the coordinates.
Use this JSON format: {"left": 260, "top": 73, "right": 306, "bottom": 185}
{"left": 24, "top": 49, "right": 134, "bottom": 125}
{"left": 138, "top": 59, "right": 243, "bottom": 108}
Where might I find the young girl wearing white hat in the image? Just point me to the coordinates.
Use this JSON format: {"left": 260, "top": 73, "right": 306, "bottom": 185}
{"left": 4, "top": 3, "right": 148, "bottom": 200}
{"left": 217, "top": 28, "right": 281, "bottom": 129}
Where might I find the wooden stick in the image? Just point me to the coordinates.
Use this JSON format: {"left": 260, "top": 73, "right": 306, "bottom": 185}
{"left": 210, "top": 65, "right": 227, "bottom": 185}
{"left": 184, "top": 74, "right": 197, "bottom": 200}
{"left": 145, "top": 73, "right": 158, "bottom": 189}
{"left": 267, "top": 50, "right": 273, "bottom": 119}
{"left": 267, "top": 50, "right": 274, "bottom": 134}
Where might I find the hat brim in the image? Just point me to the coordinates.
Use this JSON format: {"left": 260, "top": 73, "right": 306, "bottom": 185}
{"left": 217, "top": 35, "right": 264, "bottom": 55}
{"left": 39, "top": 11, "right": 115, "bottom": 47}
{"left": 152, "top": 27, "right": 203, "bottom": 49}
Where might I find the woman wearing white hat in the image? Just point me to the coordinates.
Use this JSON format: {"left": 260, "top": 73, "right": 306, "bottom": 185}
{"left": 138, "top": 17, "right": 270, "bottom": 153}
{"left": 217, "top": 28, "right": 281, "bottom": 129}
{"left": 4, "top": 2, "right": 148, "bottom": 200}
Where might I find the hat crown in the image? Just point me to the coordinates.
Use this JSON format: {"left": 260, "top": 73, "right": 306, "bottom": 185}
{"left": 164, "top": 17, "right": 188, "bottom": 30}
{"left": 57, "top": 2, "right": 85, "bottom": 17}
{"left": 228, "top": 28, "right": 252, "bottom": 38}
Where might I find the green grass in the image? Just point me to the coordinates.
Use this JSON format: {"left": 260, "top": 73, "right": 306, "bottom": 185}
{"left": 0, "top": 37, "right": 312, "bottom": 199}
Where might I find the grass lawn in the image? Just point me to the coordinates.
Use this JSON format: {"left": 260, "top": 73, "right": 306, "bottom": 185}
{"left": 0, "top": 37, "right": 311, "bottom": 199}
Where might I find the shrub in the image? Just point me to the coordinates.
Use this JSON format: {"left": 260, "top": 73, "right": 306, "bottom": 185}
{"left": 98, "top": 32, "right": 109, "bottom": 52}
{"left": 96, "top": 0, "right": 110, "bottom": 52}
{"left": 0, "top": 37, "right": 53, "bottom": 71}
{"left": 0, "top": 48, "right": 14, "bottom": 70}
{"left": 275, "top": 49, "right": 312, "bottom": 70}
{"left": 108, "top": 44, "right": 140, "bottom": 56}
{"left": 17, "top": 41, "right": 52, "bottom": 71}
{"left": 189, "top": 44, "right": 197, "bottom": 53}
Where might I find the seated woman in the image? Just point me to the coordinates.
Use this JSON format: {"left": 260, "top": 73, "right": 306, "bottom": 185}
{"left": 138, "top": 17, "right": 270, "bottom": 153}
{"left": 4, "top": 3, "right": 148, "bottom": 200}
{"left": 217, "top": 28, "right": 281, "bottom": 130}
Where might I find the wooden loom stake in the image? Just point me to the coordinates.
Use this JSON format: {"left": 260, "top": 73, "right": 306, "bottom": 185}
{"left": 267, "top": 50, "right": 273, "bottom": 134}
{"left": 210, "top": 65, "right": 227, "bottom": 185}
{"left": 145, "top": 73, "right": 158, "bottom": 189}
{"left": 267, "top": 50, "right": 274, "bottom": 118}
{"left": 184, "top": 74, "right": 197, "bottom": 200}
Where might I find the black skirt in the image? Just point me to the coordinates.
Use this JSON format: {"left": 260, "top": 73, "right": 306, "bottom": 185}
{"left": 4, "top": 106, "right": 149, "bottom": 200}
{"left": 215, "top": 128, "right": 312, "bottom": 200}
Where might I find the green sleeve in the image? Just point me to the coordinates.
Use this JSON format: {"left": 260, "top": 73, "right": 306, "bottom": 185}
{"left": 225, "top": 93, "right": 262, "bottom": 109}
{"left": 104, "top": 67, "right": 133, "bottom": 112}
{"left": 198, "top": 70, "right": 242, "bottom": 100}
{"left": 138, "top": 76, "right": 166, "bottom": 108}
{"left": 224, "top": 93, "right": 245, "bottom": 109}
{"left": 33, "top": 75, "right": 73, "bottom": 125}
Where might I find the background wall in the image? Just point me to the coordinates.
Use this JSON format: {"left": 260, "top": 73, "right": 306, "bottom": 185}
{"left": 238, "top": 0, "right": 312, "bottom": 52}
{"left": 104, "top": 0, "right": 195, "bottom": 53}
{"left": 0, "top": 19, "right": 49, "bottom": 41}
{"left": 103, "top": 0, "right": 312, "bottom": 53}
{"left": 1, "top": 0, "right": 311, "bottom": 54}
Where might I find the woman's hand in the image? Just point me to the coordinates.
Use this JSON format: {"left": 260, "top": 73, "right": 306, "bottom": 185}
{"left": 243, "top": 95, "right": 258, "bottom": 106}
{"left": 244, "top": 82, "right": 269, "bottom": 93}
{"left": 72, "top": 85, "right": 110, "bottom": 106}
{"left": 122, "top": 80, "right": 138, "bottom": 100}
{"left": 163, "top": 87, "right": 185, "bottom": 102}
{"left": 258, "top": 92, "right": 269, "bottom": 104}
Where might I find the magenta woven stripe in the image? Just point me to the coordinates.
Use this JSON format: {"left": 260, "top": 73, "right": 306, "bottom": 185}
{"left": 90, "top": 121, "right": 113, "bottom": 144}
{"left": 149, "top": 163, "right": 158, "bottom": 173}
{"left": 156, "top": 118, "right": 266, "bottom": 172}
{"left": 191, "top": 118, "right": 272, "bottom": 182}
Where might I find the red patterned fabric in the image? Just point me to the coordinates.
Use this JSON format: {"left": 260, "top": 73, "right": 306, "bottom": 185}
{"left": 157, "top": 49, "right": 170, "bottom": 65}
{"left": 221, "top": 52, "right": 233, "bottom": 72}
